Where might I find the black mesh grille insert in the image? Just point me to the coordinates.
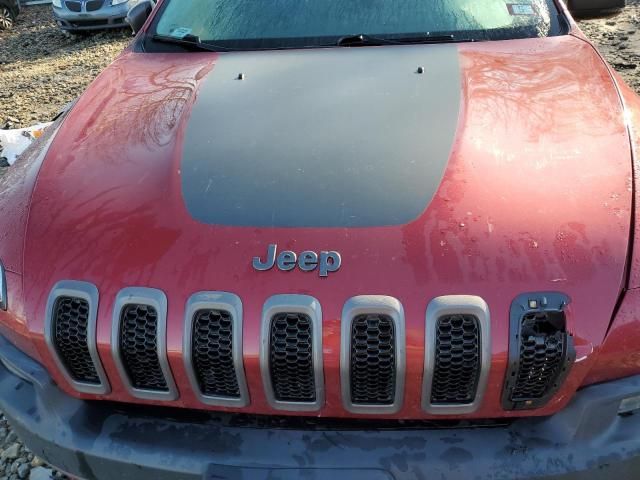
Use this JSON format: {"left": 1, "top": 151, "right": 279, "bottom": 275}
{"left": 85, "top": 0, "right": 104, "bottom": 11}
{"left": 350, "top": 314, "right": 396, "bottom": 405}
{"left": 119, "top": 304, "right": 168, "bottom": 391}
{"left": 65, "top": 1, "right": 81, "bottom": 12}
{"left": 511, "top": 312, "right": 567, "bottom": 401}
{"left": 191, "top": 309, "right": 240, "bottom": 398}
{"left": 52, "top": 296, "right": 100, "bottom": 384}
{"left": 431, "top": 314, "right": 481, "bottom": 404}
{"left": 269, "top": 313, "right": 315, "bottom": 402}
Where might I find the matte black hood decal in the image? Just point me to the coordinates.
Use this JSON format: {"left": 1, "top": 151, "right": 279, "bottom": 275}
{"left": 181, "top": 45, "right": 461, "bottom": 228}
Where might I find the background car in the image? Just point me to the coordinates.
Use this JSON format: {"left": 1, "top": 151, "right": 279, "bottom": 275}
{"left": 0, "top": 0, "right": 20, "bottom": 30}
{"left": 569, "top": 0, "right": 626, "bottom": 15}
{"left": 51, "top": 0, "right": 144, "bottom": 33}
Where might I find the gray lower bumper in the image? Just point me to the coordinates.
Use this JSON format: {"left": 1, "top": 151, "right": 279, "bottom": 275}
{"left": 52, "top": 4, "right": 130, "bottom": 30}
{"left": 0, "top": 336, "right": 639, "bottom": 480}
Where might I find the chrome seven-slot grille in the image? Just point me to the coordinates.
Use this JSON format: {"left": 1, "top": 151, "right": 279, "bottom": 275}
{"left": 47, "top": 288, "right": 573, "bottom": 412}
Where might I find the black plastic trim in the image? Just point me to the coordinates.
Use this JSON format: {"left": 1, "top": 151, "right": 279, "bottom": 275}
{"left": 502, "top": 292, "right": 576, "bottom": 410}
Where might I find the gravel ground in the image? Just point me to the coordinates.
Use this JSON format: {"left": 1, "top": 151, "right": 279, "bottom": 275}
{"left": 0, "top": 414, "right": 68, "bottom": 480}
{"left": 0, "top": 3, "right": 639, "bottom": 480}
{"left": 578, "top": 0, "right": 640, "bottom": 92}
{"left": 0, "top": 5, "right": 131, "bottom": 129}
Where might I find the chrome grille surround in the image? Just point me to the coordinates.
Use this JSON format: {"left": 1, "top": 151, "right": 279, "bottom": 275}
{"left": 341, "top": 296, "right": 405, "bottom": 414}
{"left": 260, "top": 295, "right": 324, "bottom": 411}
{"left": 44, "top": 281, "right": 110, "bottom": 395}
{"left": 422, "top": 296, "right": 491, "bottom": 414}
{"left": 183, "top": 292, "right": 249, "bottom": 407}
{"left": 111, "top": 287, "right": 178, "bottom": 401}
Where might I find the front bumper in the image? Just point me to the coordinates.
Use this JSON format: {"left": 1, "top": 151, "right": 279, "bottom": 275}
{"left": 52, "top": 3, "right": 130, "bottom": 30}
{"left": 0, "top": 336, "right": 639, "bottom": 480}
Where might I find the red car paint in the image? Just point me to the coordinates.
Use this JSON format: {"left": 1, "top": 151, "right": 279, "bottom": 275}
{"left": 0, "top": 12, "right": 638, "bottom": 420}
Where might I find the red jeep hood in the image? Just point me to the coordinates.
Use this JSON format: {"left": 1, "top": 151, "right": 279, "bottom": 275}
{"left": 22, "top": 35, "right": 632, "bottom": 418}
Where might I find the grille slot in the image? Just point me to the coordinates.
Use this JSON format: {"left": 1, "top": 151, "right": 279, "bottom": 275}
{"left": 184, "top": 293, "right": 247, "bottom": 407}
{"left": 511, "top": 313, "right": 566, "bottom": 400}
{"left": 269, "top": 313, "right": 316, "bottom": 403}
{"left": 502, "top": 294, "right": 575, "bottom": 410}
{"left": 65, "top": 1, "right": 81, "bottom": 12}
{"left": 341, "top": 296, "right": 405, "bottom": 414}
{"left": 45, "top": 281, "right": 109, "bottom": 395}
{"left": 350, "top": 314, "right": 396, "bottom": 405}
{"left": 422, "top": 296, "right": 490, "bottom": 414}
{"left": 85, "top": 0, "right": 104, "bottom": 11}
{"left": 431, "top": 314, "right": 481, "bottom": 405}
{"left": 52, "top": 296, "right": 100, "bottom": 384}
{"left": 118, "top": 304, "right": 168, "bottom": 391}
{"left": 191, "top": 309, "right": 240, "bottom": 398}
{"left": 261, "top": 295, "right": 323, "bottom": 411}
{"left": 112, "top": 288, "right": 177, "bottom": 401}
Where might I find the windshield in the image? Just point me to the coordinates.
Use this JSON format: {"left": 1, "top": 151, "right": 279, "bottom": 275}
{"left": 152, "top": 0, "right": 565, "bottom": 50}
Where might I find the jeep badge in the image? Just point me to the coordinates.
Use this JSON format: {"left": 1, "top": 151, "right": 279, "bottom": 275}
{"left": 253, "top": 244, "right": 341, "bottom": 277}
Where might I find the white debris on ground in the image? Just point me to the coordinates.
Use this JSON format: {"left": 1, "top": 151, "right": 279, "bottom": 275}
{"left": 0, "top": 123, "right": 51, "bottom": 167}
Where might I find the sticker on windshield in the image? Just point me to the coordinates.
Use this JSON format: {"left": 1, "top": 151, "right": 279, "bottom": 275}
{"left": 169, "top": 27, "right": 193, "bottom": 39}
{"left": 507, "top": 3, "right": 536, "bottom": 15}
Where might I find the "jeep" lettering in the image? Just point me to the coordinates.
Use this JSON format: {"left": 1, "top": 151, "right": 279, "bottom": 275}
{"left": 252, "top": 244, "right": 341, "bottom": 277}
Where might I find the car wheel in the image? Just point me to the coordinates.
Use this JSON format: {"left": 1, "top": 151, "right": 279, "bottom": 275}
{"left": 0, "top": 6, "right": 15, "bottom": 30}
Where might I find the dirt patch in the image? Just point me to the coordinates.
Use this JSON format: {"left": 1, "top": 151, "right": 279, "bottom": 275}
{"left": 0, "top": 5, "right": 131, "bottom": 129}
{"left": 577, "top": 0, "right": 640, "bottom": 92}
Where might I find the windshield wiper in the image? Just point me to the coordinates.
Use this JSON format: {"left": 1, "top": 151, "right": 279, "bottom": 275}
{"left": 337, "top": 33, "right": 472, "bottom": 47}
{"left": 151, "top": 33, "right": 230, "bottom": 52}
{"left": 151, "top": 32, "right": 474, "bottom": 52}
{"left": 337, "top": 34, "right": 396, "bottom": 46}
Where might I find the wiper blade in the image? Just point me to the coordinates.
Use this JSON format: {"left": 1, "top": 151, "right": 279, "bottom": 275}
{"left": 151, "top": 34, "right": 230, "bottom": 52}
{"left": 337, "top": 34, "right": 394, "bottom": 47}
{"left": 337, "top": 33, "right": 473, "bottom": 47}
{"left": 394, "top": 34, "right": 459, "bottom": 43}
